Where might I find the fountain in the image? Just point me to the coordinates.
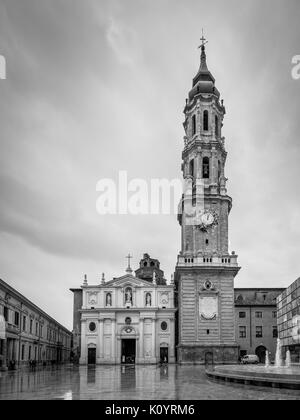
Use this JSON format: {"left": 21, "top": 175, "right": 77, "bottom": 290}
{"left": 207, "top": 338, "right": 300, "bottom": 389}
{"left": 275, "top": 340, "right": 292, "bottom": 368}
{"left": 286, "top": 350, "right": 291, "bottom": 368}
{"left": 265, "top": 350, "right": 270, "bottom": 367}
{"left": 275, "top": 338, "right": 283, "bottom": 367}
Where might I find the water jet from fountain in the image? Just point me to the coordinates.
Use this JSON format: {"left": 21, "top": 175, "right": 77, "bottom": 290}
{"left": 275, "top": 338, "right": 283, "bottom": 367}
{"left": 286, "top": 349, "right": 291, "bottom": 368}
{"left": 265, "top": 350, "right": 270, "bottom": 367}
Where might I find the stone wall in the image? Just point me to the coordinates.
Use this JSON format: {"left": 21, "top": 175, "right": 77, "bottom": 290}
{"left": 178, "top": 344, "right": 239, "bottom": 365}
{"left": 176, "top": 266, "right": 239, "bottom": 364}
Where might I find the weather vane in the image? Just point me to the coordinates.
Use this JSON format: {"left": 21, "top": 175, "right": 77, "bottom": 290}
{"left": 198, "top": 28, "right": 208, "bottom": 49}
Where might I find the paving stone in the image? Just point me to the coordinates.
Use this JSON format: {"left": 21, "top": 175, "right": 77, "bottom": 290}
{"left": 0, "top": 364, "right": 299, "bottom": 400}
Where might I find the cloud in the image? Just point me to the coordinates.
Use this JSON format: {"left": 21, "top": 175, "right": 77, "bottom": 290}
{"left": 106, "top": 17, "right": 141, "bottom": 67}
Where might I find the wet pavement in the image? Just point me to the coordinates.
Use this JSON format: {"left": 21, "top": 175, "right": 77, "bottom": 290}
{"left": 0, "top": 364, "right": 299, "bottom": 400}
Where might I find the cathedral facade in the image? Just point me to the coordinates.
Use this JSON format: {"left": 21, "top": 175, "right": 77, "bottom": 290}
{"left": 71, "top": 255, "right": 176, "bottom": 365}
{"left": 71, "top": 40, "right": 242, "bottom": 366}
{"left": 174, "top": 40, "right": 241, "bottom": 364}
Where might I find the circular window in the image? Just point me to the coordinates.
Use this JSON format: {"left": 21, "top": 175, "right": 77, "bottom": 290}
{"left": 204, "top": 280, "right": 212, "bottom": 290}
{"left": 89, "top": 322, "right": 96, "bottom": 332}
{"left": 161, "top": 321, "right": 168, "bottom": 331}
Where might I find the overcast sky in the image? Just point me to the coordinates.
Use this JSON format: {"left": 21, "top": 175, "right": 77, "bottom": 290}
{"left": 0, "top": 0, "right": 299, "bottom": 330}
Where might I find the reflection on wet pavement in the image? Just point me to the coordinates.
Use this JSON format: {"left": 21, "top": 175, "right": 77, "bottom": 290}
{"left": 0, "top": 364, "right": 299, "bottom": 400}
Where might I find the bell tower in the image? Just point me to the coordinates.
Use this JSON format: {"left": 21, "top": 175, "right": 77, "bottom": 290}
{"left": 175, "top": 36, "right": 241, "bottom": 364}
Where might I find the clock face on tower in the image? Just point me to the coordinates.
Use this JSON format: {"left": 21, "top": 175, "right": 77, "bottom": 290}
{"left": 201, "top": 212, "right": 214, "bottom": 226}
{"left": 196, "top": 210, "right": 219, "bottom": 231}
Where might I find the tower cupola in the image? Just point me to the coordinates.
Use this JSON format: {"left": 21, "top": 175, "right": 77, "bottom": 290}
{"left": 189, "top": 43, "right": 220, "bottom": 102}
{"left": 135, "top": 253, "right": 166, "bottom": 285}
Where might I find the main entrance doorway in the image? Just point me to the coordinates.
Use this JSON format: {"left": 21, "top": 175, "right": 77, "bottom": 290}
{"left": 88, "top": 348, "right": 96, "bottom": 365}
{"left": 121, "top": 339, "right": 136, "bottom": 364}
{"left": 160, "top": 347, "right": 168, "bottom": 364}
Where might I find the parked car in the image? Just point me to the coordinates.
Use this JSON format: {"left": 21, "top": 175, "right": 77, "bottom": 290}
{"left": 240, "top": 354, "right": 259, "bottom": 364}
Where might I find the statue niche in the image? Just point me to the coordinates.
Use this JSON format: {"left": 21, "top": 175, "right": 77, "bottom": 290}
{"left": 145, "top": 293, "right": 152, "bottom": 307}
{"left": 106, "top": 292, "right": 112, "bottom": 307}
{"left": 124, "top": 287, "right": 133, "bottom": 306}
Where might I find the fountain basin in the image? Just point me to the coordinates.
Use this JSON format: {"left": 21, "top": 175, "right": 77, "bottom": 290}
{"left": 206, "top": 365, "right": 300, "bottom": 390}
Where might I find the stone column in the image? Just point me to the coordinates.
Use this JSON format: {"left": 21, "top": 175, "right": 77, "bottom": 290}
{"left": 152, "top": 318, "right": 156, "bottom": 363}
{"left": 133, "top": 289, "right": 137, "bottom": 307}
{"left": 169, "top": 318, "right": 176, "bottom": 363}
{"left": 153, "top": 290, "right": 157, "bottom": 308}
{"left": 116, "top": 337, "right": 121, "bottom": 364}
{"left": 111, "top": 318, "right": 116, "bottom": 363}
{"left": 211, "top": 149, "right": 217, "bottom": 183}
{"left": 98, "top": 319, "right": 104, "bottom": 363}
{"left": 196, "top": 152, "right": 202, "bottom": 179}
{"left": 197, "top": 106, "right": 200, "bottom": 136}
{"left": 79, "top": 320, "right": 87, "bottom": 365}
{"left": 139, "top": 317, "right": 144, "bottom": 364}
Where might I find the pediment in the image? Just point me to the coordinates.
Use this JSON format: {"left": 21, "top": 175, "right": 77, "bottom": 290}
{"left": 104, "top": 274, "right": 153, "bottom": 289}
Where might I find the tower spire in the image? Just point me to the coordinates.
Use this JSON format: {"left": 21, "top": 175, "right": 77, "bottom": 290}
{"left": 198, "top": 29, "right": 208, "bottom": 72}
{"left": 191, "top": 31, "right": 216, "bottom": 91}
{"left": 125, "top": 253, "right": 133, "bottom": 274}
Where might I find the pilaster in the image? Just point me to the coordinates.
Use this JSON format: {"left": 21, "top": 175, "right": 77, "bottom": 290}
{"left": 79, "top": 320, "right": 87, "bottom": 365}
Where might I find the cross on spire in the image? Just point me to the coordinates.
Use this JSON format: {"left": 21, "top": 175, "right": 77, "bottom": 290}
{"left": 125, "top": 253, "right": 133, "bottom": 274}
{"left": 197, "top": 29, "right": 209, "bottom": 72}
{"left": 198, "top": 29, "right": 208, "bottom": 49}
{"left": 126, "top": 253, "right": 132, "bottom": 266}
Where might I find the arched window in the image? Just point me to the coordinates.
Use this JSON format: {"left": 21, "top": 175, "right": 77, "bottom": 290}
{"left": 236, "top": 295, "right": 244, "bottom": 303}
{"left": 203, "top": 157, "right": 210, "bottom": 179}
{"left": 189, "top": 159, "right": 194, "bottom": 177}
{"left": 203, "top": 110, "right": 209, "bottom": 131}
{"left": 192, "top": 114, "right": 196, "bottom": 135}
{"left": 215, "top": 115, "right": 219, "bottom": 137}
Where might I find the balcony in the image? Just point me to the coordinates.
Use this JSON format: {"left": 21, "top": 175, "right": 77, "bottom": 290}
{"left": 177, "top": 254, "right": 239, "bottom": 268}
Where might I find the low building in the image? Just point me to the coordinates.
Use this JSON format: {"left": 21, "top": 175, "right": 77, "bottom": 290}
{"left": 0, "top": 278, "right": 72, "bottom": 370}
{"left": 234, "top": 288, "right": 285, "bottom": 362}
{"left": 71, "top": 255, "right": 177, "bottom": 365}
{"left": 277, "top": 278, "right": 300, "bottom": 363}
